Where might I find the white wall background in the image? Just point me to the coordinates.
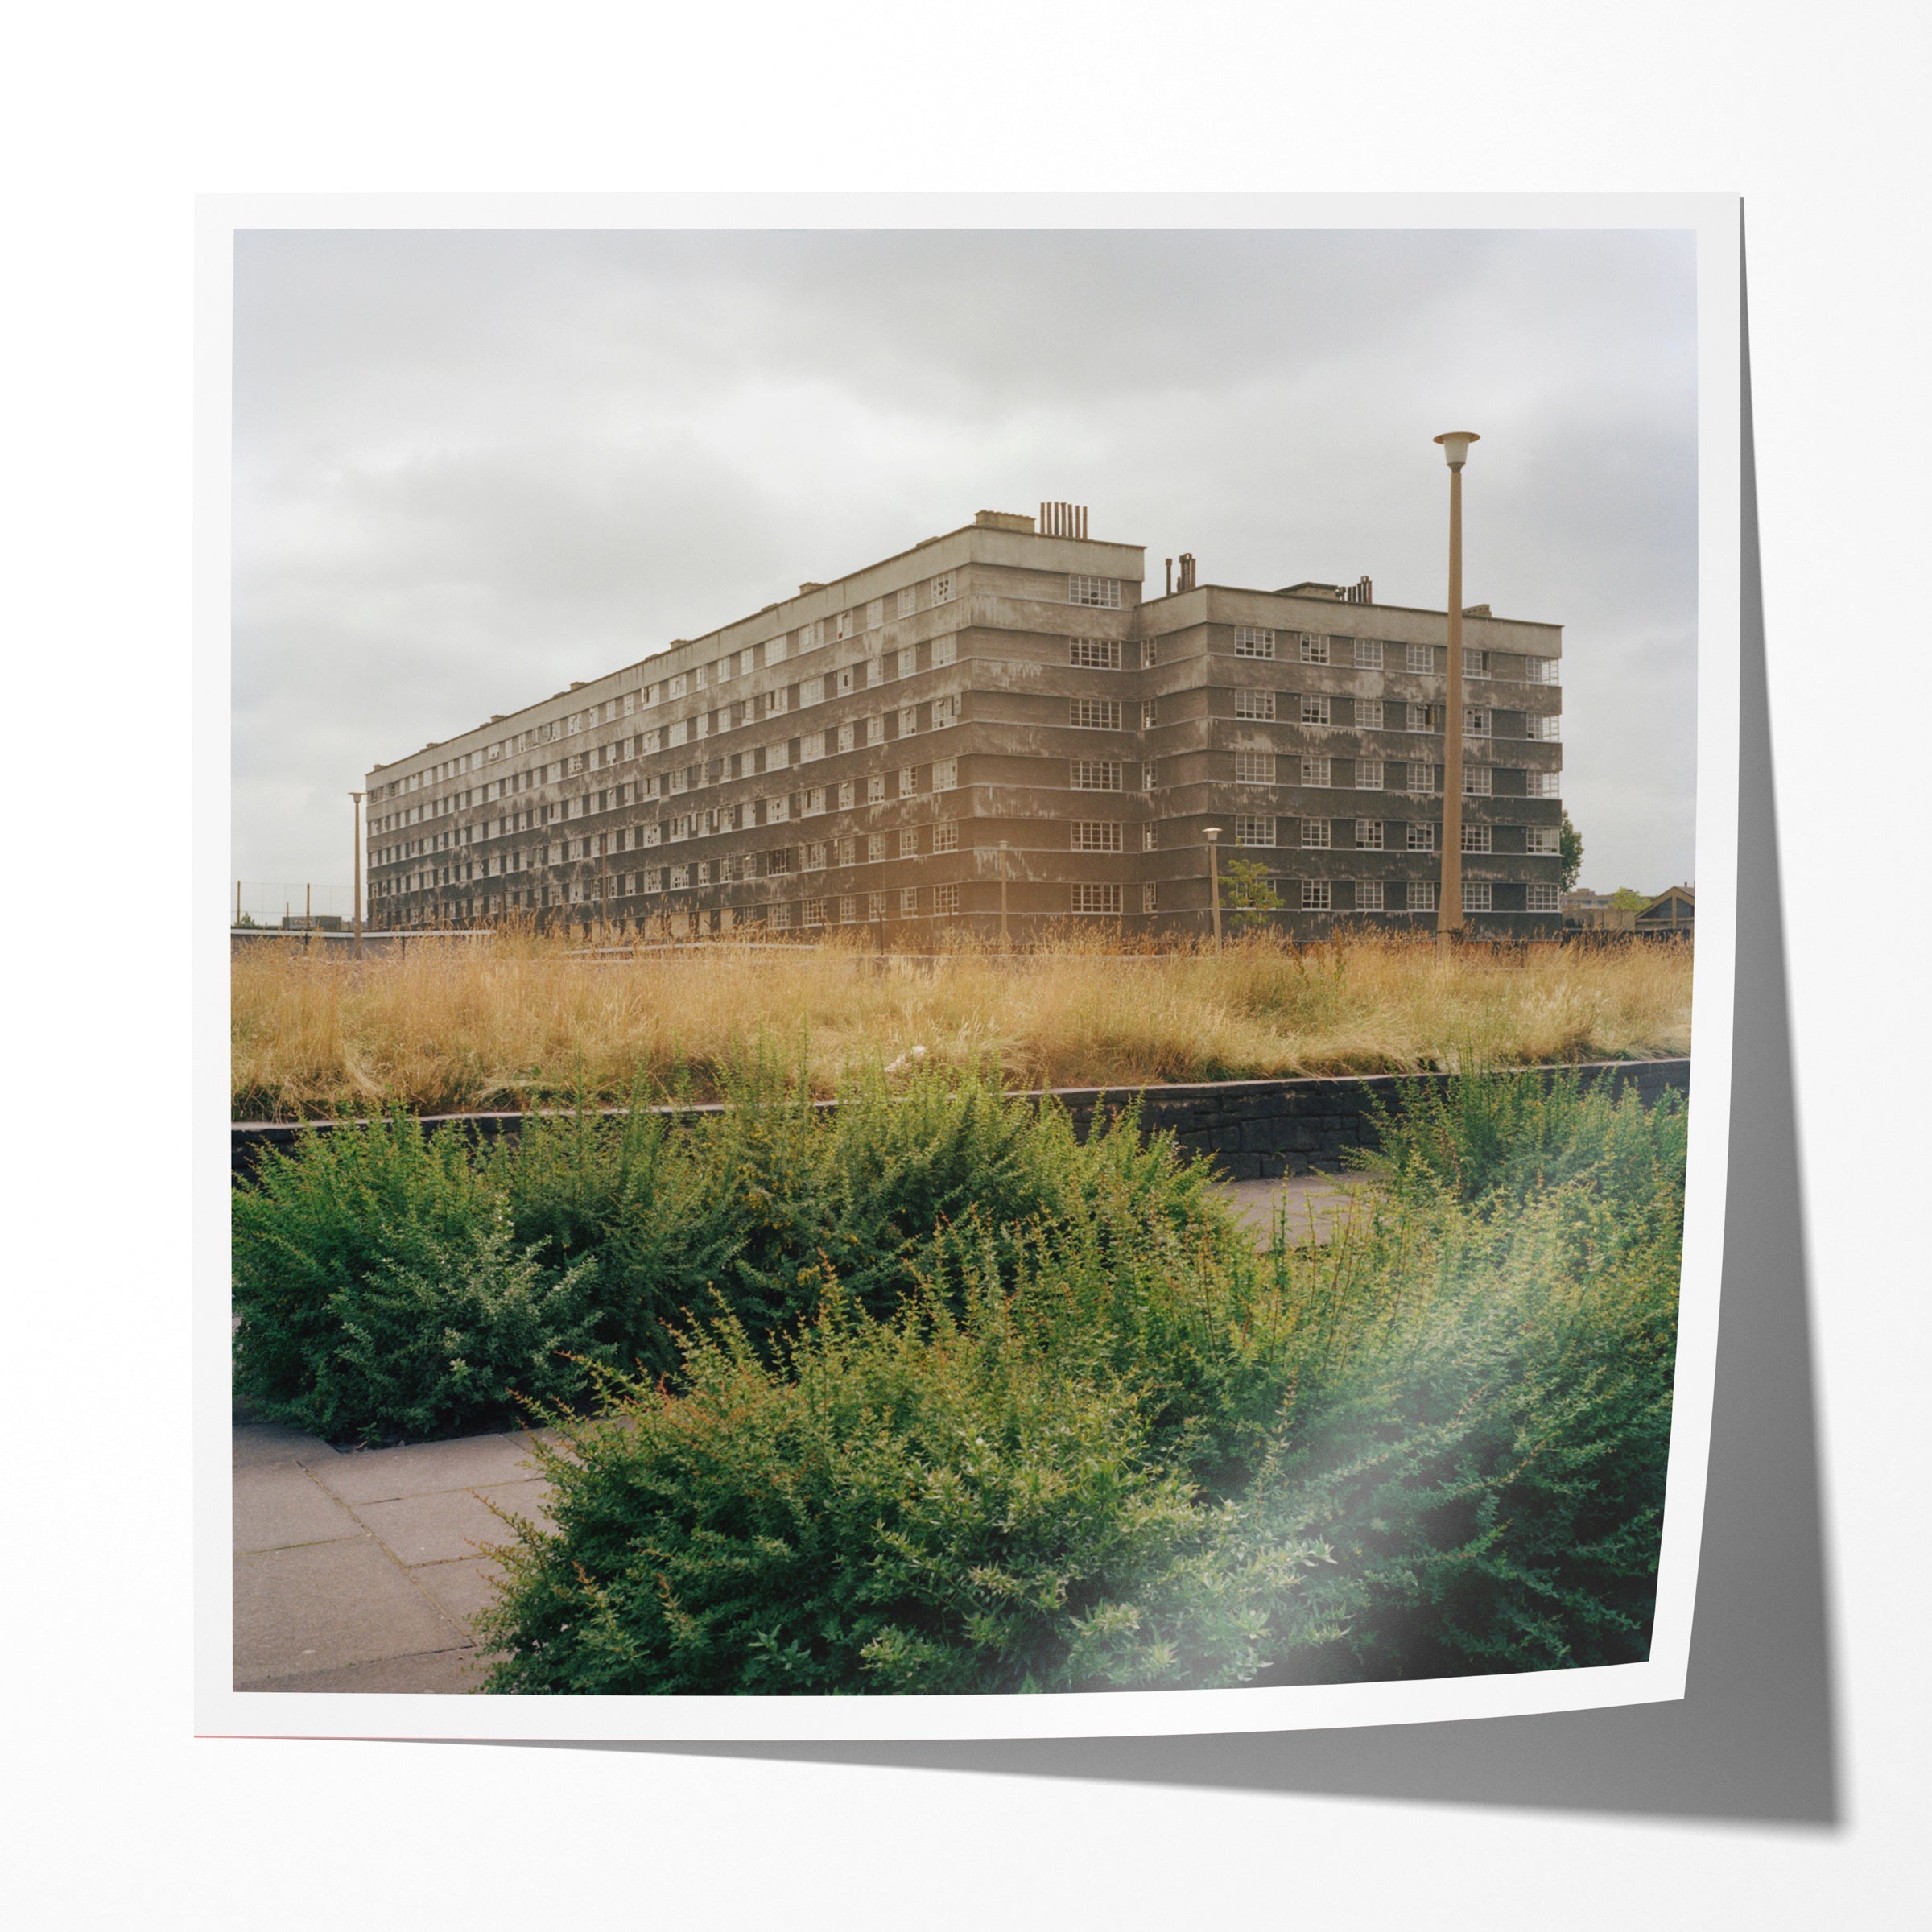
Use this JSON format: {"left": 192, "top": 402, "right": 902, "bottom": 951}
{"left": 11, "top": 3, "right": 1928, "bottom": 1926}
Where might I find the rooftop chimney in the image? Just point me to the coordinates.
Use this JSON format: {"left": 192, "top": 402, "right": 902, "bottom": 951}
{"left": 1038, "top": 501, "right": 1089, "bottom": 539}
{"left": 1177, "top": 552, "right": 1196, "bottom": 593}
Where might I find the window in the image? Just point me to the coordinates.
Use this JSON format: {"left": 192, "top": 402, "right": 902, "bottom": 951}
{"left": 1234, "top": 815, "right": 1275, "bottom": 848}
{"left": 1070, "top": 638, "right": 1121, "bottom": 669}
{"left": 1466, "top": 649, "right": 1491, "bottom": 680}
{"left": 1301, "top": 880, "right": 1331, "bottom": 911}
{"left": 935, "top": 884, "right": 960, "bottom": 915}
{"left": 931, "top": 575, "right": 955, "bottom": 606}
{"left": 898, "top": 767, "right": 917, "bottom": 797}
{"left": 1463, "top": 765, "right": 1492, "bottom": 796}
{"left": 1356, "top": 698, "right": 1384, "bottom": 731}
{"left": 1356, "top": 760, "right": 1385, "bottom": 791}
{"left": 1356, "top": 880, "right": 1385, "bottom": 911}
{"left": 869, "top": 774, "right": 886, "bottom": 803}
{"left": 1301, "top": 818, "right": 1331, "bottom": 849}
{"left": 931, "top": 637, "right": 956, "bottom": 667}
{"left": 1525, "top": 657, "right": 1562, "bottom": 686}
{"left": 1404, "top": 703, "right": 1432, "bottom": 733}
{"left": 766, "top": 846, "right": 793, "bottom": 874}
{"left": 1406, "top": 643, "right": 1434, "bottom": 674}
{"left": 1300, "top": 757, "right": 1332, "bottom": 787}
{"left": 1299, "top": 633, "right": 1331, "bottom": 665}
{"left": 1071, "top": 698, "right": 1121, "bottom": 729}
{"left": 1234, "top": 752, "right": 1275, "bottom": 786}
{"left": 933, "top": 819, "right": 959, "bottom": 852}
{"left": 1528, "top": 770, "right": 1563, "bottom": 799}
{"left": 1406, "top": 821, "right": 1436, "bottom": 852}
{"left": 1408, "top": 881, "right": 1437, "bottom": 912}
{"left": 839, "top": 894, "right": 858, "bottom": 923}
{"left": 899, "top": 705, "right": 919, "bottom": 737}
{"left": 1407, "top": 762, "right": 1436, "bottom": 794}
{"left": 836, "top": 611, "right": 853, "bottom": 642}
{"left": 1356, "top": 819, "right": 1384, "bottom": 850}
{"left": 1142, "top": 824, "right": 1158, "bottom": 852}
{"left": 867, "top": 832, "right": 887, "bottom": 862}
{"left": 805, "top": 841, "right": 827, "bottom": 871}
{"left": 803, "top": 676, "right": 824, "bottom": 708}
{"left": 1354, "top": 638, "right": 1384, "bottom": 671}
{"left": 1232, "top": 625, "right": 1275, "bottom": 658}
{"left": 900, "top": 886, "right": 919, "bottom": 914}
{"left": 1072, "top": 883, "right": 1124, "bottom": 914}
{"left": 867, "top": 891, "right": 887, "bottom": 920}
{"left": 1463, "top": 881, "right": 1492, "bottom": 913}
{"left": 1141, "top": 761, "right": 1159, "bottom": 792}
{"left": 866, "top": 716, "right": 885, "bottom": 746}
{"left": 932, "top": 758, "right": 959, "bottom": 791}
{"left": 1141, "top": 700, "right": 1158, "bottom": 729}
{"left": 898, "top": 828, "right": 919, "bottom": 858}
{"left": 1300, "top": 694, "right": 1331, "bottom": 726}
{"left": 803, "top": 898, "right": 827, "bottom": 926}
{"left": 1071, "top": 821, "right": 1124, "bottom": 852}
{"left": 1071, "top": 758, "right": 1123, "bottom": 791}
{"left": 1525, "top": 714, "right": 1562, "bottom": 741}
{"left": 669, "top": 865, "right": 689, "bottom": 890}
{"left": 1461, "top": 823, "right": 1492, "bottom": 852}
{"left": 1525, "top": 826, "right": 1562, "bottom": 856}
{"left": 1235, "top": 688, "right": 1275, "bottom": 720}
{"left": 1141, "top": 882, "right": 1158, "bottom": 913}
{"left": 1463, "top": 707, "right": 1492, "bottom": 737}
{"left": 774, "top": 901, "right": 793, "bottom": 930}
{"left": 1070, "top": 576, "right": 1121, "bottom": 609}
{"left": 1527, "top": 882, "right": 1561, "bottom": 912}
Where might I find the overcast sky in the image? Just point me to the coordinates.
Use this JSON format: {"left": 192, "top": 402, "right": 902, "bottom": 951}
{"left": 231, "top": 225, "right": 1697, "bottom": 906}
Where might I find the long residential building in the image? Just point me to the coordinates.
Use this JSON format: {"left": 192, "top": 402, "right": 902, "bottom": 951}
{"left": 361, "top": 506, "right": 1566, "bottom": 940}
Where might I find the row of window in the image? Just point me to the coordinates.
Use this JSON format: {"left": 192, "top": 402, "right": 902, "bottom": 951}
{"left": 1231, "top": 752, "right": 1561, "bottom": 797}
{"left": 1231, "top": 816, "right": 1563, "bottom": 855}
{"left": 1231, "top": 694, "right": 1556, "bottom": 738}
{"left": 1230, "top": 630, "right": 1559, "bottom": 684}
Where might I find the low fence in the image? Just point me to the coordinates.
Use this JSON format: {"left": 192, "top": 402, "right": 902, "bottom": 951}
{"left": 232, "top": 1057, "right": 1690, "bottom": 1185}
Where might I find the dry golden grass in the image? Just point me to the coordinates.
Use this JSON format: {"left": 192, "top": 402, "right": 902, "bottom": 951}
{"left": 232, "top": 924, "right": 1694, "bottom": 1121}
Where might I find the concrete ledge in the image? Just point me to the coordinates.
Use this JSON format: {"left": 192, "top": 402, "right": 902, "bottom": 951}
{"left": 233, "top": 1059, "right": 1690, "bottom": 1183}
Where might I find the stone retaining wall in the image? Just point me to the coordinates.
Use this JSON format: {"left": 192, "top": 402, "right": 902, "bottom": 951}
{"left": 232, "top": 1059, "right": 1690, "bottom": 1183}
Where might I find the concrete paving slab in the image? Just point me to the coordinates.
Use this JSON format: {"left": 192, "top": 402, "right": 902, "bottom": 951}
{"left": 410, "top": 1554, "right": 510, "bottom": 1629}
{"left": 255, "top": 1647, "right": 488, "bottom": 1695}
{"left": 233, "top": 1538, "right": 467, "bottom": 1684}
{"left": 473, "top": 1479, "right": 556, "bottom": 1539}
{"left": 232, "top": 1420, "right": 340, "bottom": 1469}
{"left": 233, "top": 1463, "right": 366, "bottom": 1554}
{"left": 307, "top": 1430, "right": 537, "bottom": 1505}
{"left": 354, "top": 1486, "right": 526, "bottom": 1567}
{"left": 1223, "top": 1174, "right": 1377, "bottom": 1249}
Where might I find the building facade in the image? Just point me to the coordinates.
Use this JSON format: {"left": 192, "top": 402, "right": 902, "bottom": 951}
{"left": 362, "top": 508, "right": 1566, "bottom": 941}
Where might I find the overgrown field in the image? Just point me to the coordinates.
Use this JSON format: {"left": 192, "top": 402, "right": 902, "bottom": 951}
{"left": 232, "top": 1060, "right": 1688, "bottom": 1693}
{"left": 232, "top": 928, "right": 1692, "bottom": 1120}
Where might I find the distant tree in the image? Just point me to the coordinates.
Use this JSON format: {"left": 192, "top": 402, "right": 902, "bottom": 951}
{"left": 1558, "top": 808, "right": 1583, "bottom": 892}
{"left": 1608, "top": 886, "right": 1650, "bottom": 912}
{"left": 1224, "top": 858, "right": 1284, "bottom": 931}
{"left": 236, "top": 912, "right": 258, "bottom": 928}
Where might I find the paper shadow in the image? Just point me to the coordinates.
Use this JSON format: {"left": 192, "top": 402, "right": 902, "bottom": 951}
{"left": 480, "top": 216, "right": 1841, "bottom": 1826}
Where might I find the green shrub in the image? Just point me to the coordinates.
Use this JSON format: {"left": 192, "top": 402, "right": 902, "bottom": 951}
{"left": 232, "top": 1051, "right": 1240, "bottom": 1445}
{"left": 476, "top": 1067, "right": 1686, "bottom": 1692}
{"left": 477, "top": 1278, "right": 1341, "bottom": 1696}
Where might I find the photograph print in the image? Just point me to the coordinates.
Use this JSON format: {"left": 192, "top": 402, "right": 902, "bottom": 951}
{"left": 214, "top": 199, "right": 1736, "bottom": 1739}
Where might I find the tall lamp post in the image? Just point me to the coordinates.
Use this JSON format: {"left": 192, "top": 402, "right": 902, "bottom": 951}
{"left": 349, "top": 791, "right": 365, "bottom": 959}
{"left": 1431, "top": 431, "right": 1479, "bottom": 947}
{"left": 1204, "top": 826, "right": 1223, "bottom": 947}
{"left": 999, "top": 839, "right": 1010, "bottom": 949}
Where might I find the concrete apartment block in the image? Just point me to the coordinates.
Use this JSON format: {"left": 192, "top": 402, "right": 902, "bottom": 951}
{"left": 363, "top": 509, "right": 1565, "bottom": 941}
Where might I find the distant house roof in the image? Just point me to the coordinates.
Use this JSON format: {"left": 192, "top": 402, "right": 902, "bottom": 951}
{"left": 1637, "top": 885, "right": 1695, "bottom": 928}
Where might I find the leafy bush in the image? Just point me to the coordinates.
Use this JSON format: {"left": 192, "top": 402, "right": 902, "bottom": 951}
{"left": 232, "top": 1051, "right": 1237, "bottom": 1444}
{"left": 477, "top": 1277, "right": 1341, "bottom": 1696}
{"left": 477, "top": 1068, "right": 1686, "bottom": 1692}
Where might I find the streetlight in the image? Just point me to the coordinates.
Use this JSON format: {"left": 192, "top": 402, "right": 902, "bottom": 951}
{"left": 1204, "top": 826, "right": 1223, "bottom": 947}
{"left": 999, "top": 839, "right": 1010, "bottom": 949}
{"left": 349, "top": 791, "right": 365, "bottom": 959}
{"left": 1431, "top": 430, "right": 1480, "bottom": 947}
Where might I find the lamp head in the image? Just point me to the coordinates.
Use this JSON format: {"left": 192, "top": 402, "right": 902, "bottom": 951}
{"left": 1433, "top": 430, "right": 1480, "bottom": 469}
{"left": 1203, "top": 826, "right": 1222, "bottom": 842}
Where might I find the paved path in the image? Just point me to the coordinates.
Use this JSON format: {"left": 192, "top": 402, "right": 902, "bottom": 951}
{"left": 229, "top": 1173, "right": 1377, "bottom": 1695}
{"left": 1220, "top": 1171, "right": 1377, "bottom": 1249}
{"left": 232, "top": 1418, "right": 551, "bottom": 1692}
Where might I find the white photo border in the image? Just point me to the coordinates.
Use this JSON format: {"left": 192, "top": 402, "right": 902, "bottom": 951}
{"left": 197, "top": 190, "right": 1740, "bottom": 1744}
